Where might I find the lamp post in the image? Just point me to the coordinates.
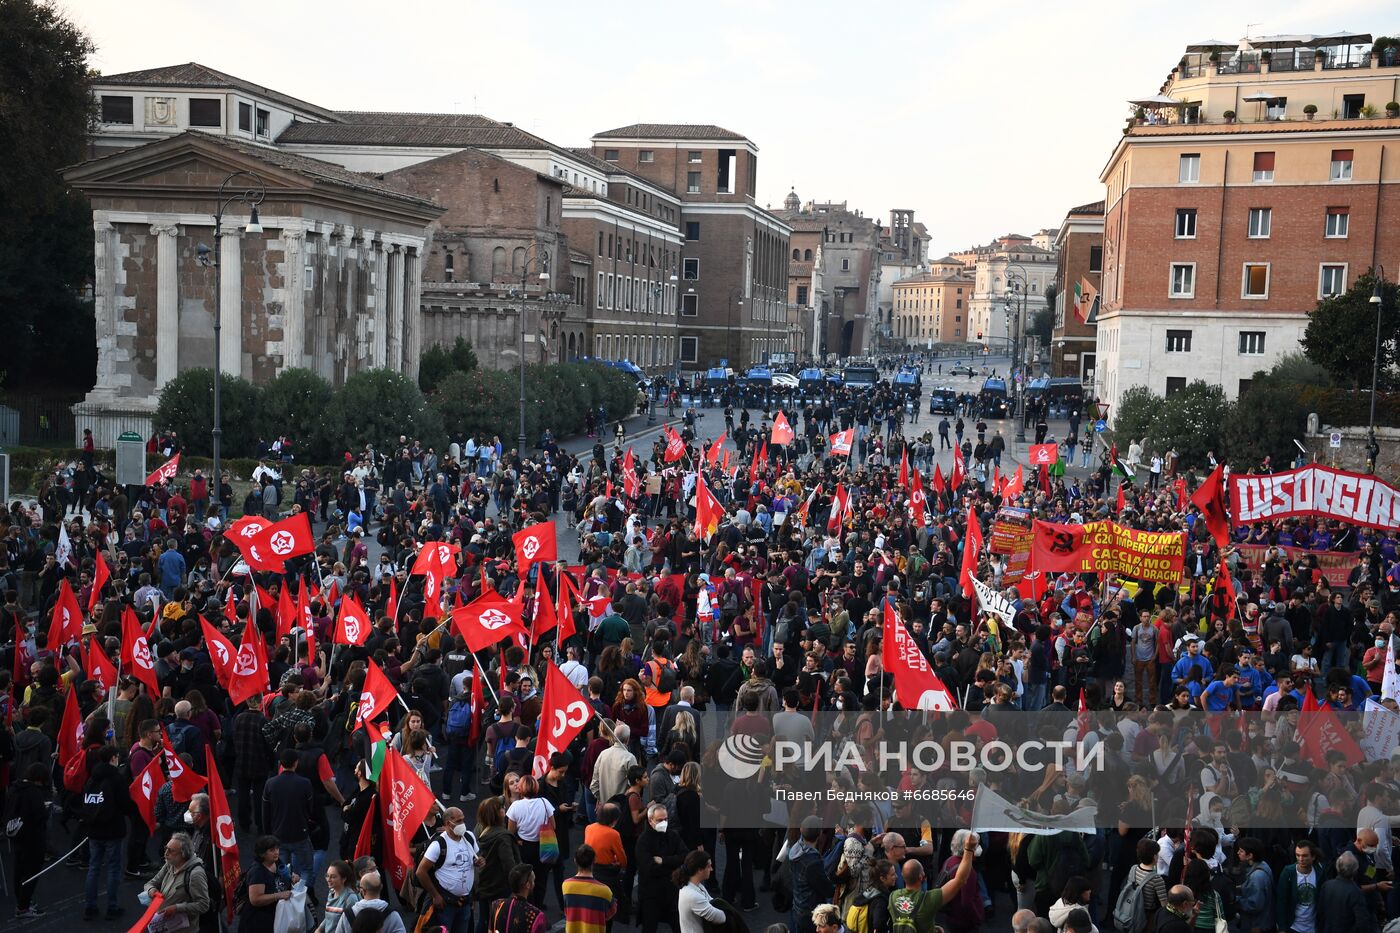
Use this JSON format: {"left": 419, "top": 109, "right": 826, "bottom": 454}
{"left": 1003, "top": 263, "right": 1029, "bottom": 443}
{"left": 673, "top": 279, "right": 687, "bottom": 417}
{"left": 195, "top": 170, "right": 264, "bottom": 523}
{"left": 728, "top": 287, "right": 745, "bottom": 369}
{"left": 649, "top": 279, "right": 664, "bottom": 425}
{"left": 1368, "top": 267, "right": 1388, "bottom": 472}
{"left": 508, "top": 245, "right": 551, "bottom": 455}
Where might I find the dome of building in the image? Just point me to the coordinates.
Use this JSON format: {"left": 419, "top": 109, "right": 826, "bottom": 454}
{"left": 783, "top": 188, "right": 800, "bottom": 212}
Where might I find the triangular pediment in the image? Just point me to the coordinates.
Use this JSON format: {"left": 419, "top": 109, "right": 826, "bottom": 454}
{"left": 65, "top": 132, "right": 311, "bottom": 194}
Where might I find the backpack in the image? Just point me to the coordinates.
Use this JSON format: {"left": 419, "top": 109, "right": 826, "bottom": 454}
{"left": 650, "top": 660, "right": 678, "bottom": 695}
{"left": 420, "top": 831, "right": 478, "bottom": 909}
{"left": 890, "top": 888, "right": 934, "bottom": 933}
{"left": 845, "top": 900, "right": 871, "bottom": 933}
{"left": 1113, "top": 869, "right": 1150, "bottom": 933}
{"left": 64, "top": 748, "right": 92, "bottom": 794}
{"left": 167, "top": 720, "right": 200, "bottom": 756}
{"left": 1046, "top": 833, "right": 1089, "bottom": 901}
{"left": 822, "top": 833, "right": 848, "bottom": 882}
{"left": 445, "top": 699, "right": 473, "bottom": 741}
{"left": 1209, "top": 865, "right": 1238, "bottom": 921}
{"left": 936, "top": 857, "right": 986, "bottom": 929}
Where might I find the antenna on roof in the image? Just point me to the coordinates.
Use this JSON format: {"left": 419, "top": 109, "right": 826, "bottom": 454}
{"left": 1245, "top": 22, "right": 1261, "bottom": 38}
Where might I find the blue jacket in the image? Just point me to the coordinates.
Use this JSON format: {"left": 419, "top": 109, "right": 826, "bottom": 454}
{"left": 157, "top": 549, "right": 186, "bottom": 589}
{"left": 1172, "top": 653, "right": 1214, "bottom": 683}
{"left": 1238, "top": 861, "right": 1275, "bottom": 932}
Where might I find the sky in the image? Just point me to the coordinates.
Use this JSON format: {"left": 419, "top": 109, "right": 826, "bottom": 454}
{"left": 63, "top": 0, "right": 1395, "bottom": 256}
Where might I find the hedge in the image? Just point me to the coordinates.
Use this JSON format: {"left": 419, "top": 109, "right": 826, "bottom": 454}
{"left": 428, "top": 362, "right": 636, "bottom": 447}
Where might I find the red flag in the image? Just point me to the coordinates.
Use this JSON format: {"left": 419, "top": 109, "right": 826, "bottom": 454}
{"left": 229, "top": 517, "right": 285, "bottom": 574}
{"left": 85, "top": 637, "right": 118, "bottom": 694}
{"left": 58, "top": 682, "right": 81, "bottom": 766}
{"left": 357, "top": 659, "right": 398, "bottom": 728}
{"left": 555, "top": 571, "right": 579, "bottom": 645}
{"left": 1039, "top": 465, "right": 1053, "bottom": 496}
{"left": 882, "top": 603, "right": 956, "bottom": 710}
{"left": 513, "top": 523, "right": 558, "bottom": 575}
{"left": 297, "top": 579, "right": 316, "bottom": 660}
{"left": 160, "top": 727, "right": 207, "bottom": 802}
{"left": 224, "top": 586, "right": 240, "bottom": 627}
{"left": 130, "top": 753, "right": 162, "bottom": 832}
{"left": 1075, "top": 688, "right": 1091, "bottom": 741}
{"left": 1116, "top": 483, "right": 1127, "bottom": 513}
{"left": 1298, "top": 700, "right": 1364, "bottom": 767}
{"left": 247, "top": 513, "right": 315, "bottom": 563}
{"left": 827, "top": 484, "right": 849, "bottom": 534}
{"left": 379, "top": 745, "right": 435, "bottom": 889}
{"left": 145, "top": 452, "right": 181, "bottom": 487}
{"left": 228, "top": 618, "right": 269, "bottom": 707}
{"left": 353, "top": 794, "right": 378, "bottom": 864}
{"left": 829, "top": 429, "right": 854, "bottom": 457}
{"left": 909, "top": 469, "right": 928, "bottom": 526}
{"left": 531, "top": 575, "right": 559, "bottom": 641}
{"left": 199, "top": 618, "right": 237, "bottom": 687}
{"left": 533, "top": 661, "right": 596, "bottom": 777}
{"left": 468, "top": 656, "right": 485, "bottom": 746}
{"left": 1190, "top": 464, "right": 1231, "bottom": 549}
{"left": 386, "top": 576, "right": 399, "bottom": 629}
{"left": 276, "top": 582, "right": 297, "bottom": 641}
{"left": 622, "top": 449, "right": 640, "bottom": 500}
{"left": 663, "top": 427, "right": 686, "bottom": 462}
{"left": 1174, "top": 477, "right": 1188, "bottom": 511}
{"left": 898, "top": 448, "right": 909, "bottom": 490}
{"left": 795, "top": 487, "right": 818, "bottom": 528}
{"left": 694, "top": 472, "right": 722, "bottom": 541}
{"left": 932, "top": 463, "right": 947, "bottom": 496}
{"left": 960, "top": 510, "right": 983, "bottom": 598}
{"left": 770, "top": 412, "right": 794, "bottom": 446}
{"left": 748, "top": 442, "right": 762, "bottom": 486}
{"left": 451, "top": 591, "right": 526, "bottom": 653}
{"left": 1027, "top": 443, "right": 1058, "bottom": 468}
{"left": 204, "top": 744, "right": 241, "bottom": 920}
{"left": 334, "top": 595, "right": 371, "bottom": 646}
{"left": 720, "top": 450, "right": 730, "bottom": 473}
{"left": 48, "top": 579, "right": 82, "bottom": 647}
{"left": 950, "top": 444, "right": 966, "bottom": 489}
{"left": 89, "top": 551, "right": 110, "bottom": 613}
{"left": 705, "top": 433, "right": 727, "bottom": 466}
{"left": 1002, "top": 465, "right": 1023, "bottom": 499}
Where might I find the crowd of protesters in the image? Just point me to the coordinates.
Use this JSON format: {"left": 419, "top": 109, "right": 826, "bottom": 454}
{"left": 2, "top": 375, "right": 1400, "bottom": 933}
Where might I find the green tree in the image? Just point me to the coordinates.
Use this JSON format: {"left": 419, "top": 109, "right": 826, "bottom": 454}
{"left": 315, "top": 369, "right": 444, "bottom": 460}
{"left": 259, "top": 368, "right": 334, "bottom": 447}
{"left": 1153, "top": 380, "right": 1229, "bottom": 467}
{"left": 1225, "top": 377, "right": 1308, "bottom": 469}
{"left": 1107, "top": 385, "right": 1160, "bottom": 450}
{"left": 0, "top": 0, "right": 97, "bottom": 388}
{"left": 1266, "top": 351, "right": 1332, "bottom": 387}
{"left": 417, "top": 337, "right": 479, "bottom": 391}
{"left": 155, "top": 368, "right": 262, "bottom": 457}
{"left": 1301, "top": 271, "right": 1400, "bottom": 388}
{"left": 431, "top": 368, "right": 516, "bottom": 442}
{"left": 1028, "top": 306, "right": 1054, "bottom": 344}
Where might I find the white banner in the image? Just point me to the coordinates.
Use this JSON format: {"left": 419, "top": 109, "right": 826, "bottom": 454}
{"left": 971, "top": 784, "right": 1098, "bottom": 835}
{"left": 970, "top": 576, "right": 1017, "bottom": 629}
{"left": 1360, "top": 698, "right": 1400, "bottom": 762}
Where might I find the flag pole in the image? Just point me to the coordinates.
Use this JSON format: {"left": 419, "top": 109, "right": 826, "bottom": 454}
{"left": 471, "top": 651, "right": 501, "bottom": 706}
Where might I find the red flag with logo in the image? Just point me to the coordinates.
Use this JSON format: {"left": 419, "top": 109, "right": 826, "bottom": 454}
{"left": 827, "top": 484, "right": 849, "bottom": 534}
{"left": 1028, "top": 443, "right": 1058, "bottom": 468}
{"left": 228, "top": 618, "right": 268, "bottom": 707}
{"left": 145, "top": 452, "right": 181, "bottom": 487}
{"left": 248, "top": 512, "right": 315, "bottom": 564}
{"left": 622, "top": 449, "right": 639, "bottom": 500}
{"left": 130, "top": 753, "right": 162, "bottom": 832}
{"left": 160, "top": 727, "right": 208, "bottom": 802}
{"left": 451, "top": 591, "right": 527, "bottom": 653}
{"left": 881, "top": 603, "right": 956, "bottom": 710}
{"left": 1002, "top": 464, "right": 1023, "bottom": 499}
{"left": 950, "top": 445, "right": 966, "bottom": 490}
{"left": 204, "top": 745, "right": 241, "bottom": 919}
{"left": 960, "top": 510, "right": 983, "bottom": 598}
{"left": 89, "top": 551, "right": 110, "bottom": 613}
{"left": 795, "top": 487, "right": 818, "bottom": 528}
{"left": 334, "top": 595, "right": 371, "bottom": 646}
{"left": 898, "top": 448, "right": 909, "bottom": 490}
{"left": 664, "top": 428, "right": 686, "bottom": 462}
{"left": 379, "top": 745, "right": 435, "bottom": 889}
{"left": 85, "top": 637, "right": 118, "bottom": 694}
{"left": 533, "top": 661, "right": 596, "bottom": 777}
{"left": 513, "top": 523, "right": 557, "bottom": 575}
{"left": 770, "top": 412, "right": 794, "bottom": 446}
{"left": 829, "top": 429, "right": 854, "bottom": 457}
{"left": 357, "top": 659, "right": 398, "bottom": 728}
{"left": 199, "top": 618, "right": 237, "bottom": 687}
{"left": 228, "top": 516, "right": 282, "bottom": 572}
{"left": 531, "top": 575, "right": 559, "bottom": 641}
{"left": 694, "top": 472, "right": 722, "bottom": 541}
{"left": 48, "top": 578, "right": 82, "bottom": 648}
{"left": 909, "top": 469, "right": 928, "bottom": 526}
{"left": 705, "top": 433, "right": 727, "bottom": 466}
{"left": 1298, "top": 700, "right": 1364, "bottom": 767}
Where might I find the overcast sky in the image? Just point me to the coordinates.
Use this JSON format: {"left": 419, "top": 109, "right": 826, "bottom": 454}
{"left": 65, "top": 0, "right": 1394, "bottom": 255}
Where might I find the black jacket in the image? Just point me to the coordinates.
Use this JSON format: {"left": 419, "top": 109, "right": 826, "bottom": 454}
{"left": 7, "top": 780, "right": 50, "bottom": 848}
{"left": 81, "top": 760, "right": 129, "bottom": 841}
{"left": 262, "top": 769, "right": 313, "bottom": 843}
{"left": 634, "top": 827, "right": 687, "bottom": 901}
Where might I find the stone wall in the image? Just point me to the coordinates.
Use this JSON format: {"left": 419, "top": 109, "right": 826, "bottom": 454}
{"left": 1304, "top": 425, "right": 1400, "bottom": 481}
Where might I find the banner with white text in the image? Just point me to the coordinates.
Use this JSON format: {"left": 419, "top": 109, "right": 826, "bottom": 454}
{"left": 1230, "top": 464, "right": 1400, "bottom": 531}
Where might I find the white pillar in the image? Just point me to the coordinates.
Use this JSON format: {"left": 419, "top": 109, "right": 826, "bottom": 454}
{"left": 371, "top": 237, "right": 388, "bottom": 367}
{"left": 282, "top": 228, "right": 306, "bottom": 370}
{"left": 151, "top": 222, "right": 180, "bottom": 389}
{"left": 386, "top": 245, "right": 404, "bottom": 369}
{"left": 92, "top": 218, "right": 118, "bottom": 390}
{"left": 218, "top": 228, "right": 242, "bottom": 376}
{"left": 403, "top": 247, "right": 422, "bottom": 378}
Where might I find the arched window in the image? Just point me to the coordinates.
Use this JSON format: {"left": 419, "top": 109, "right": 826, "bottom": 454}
{"left": 491, "top": 246, "right": 507, "bottom": 279}
{"left": 792, "top": 248, "right": 800, "bottom": 261}
{"left": 804, "top": 249, "right": 812, "bottom": 261}
{"left": 443, "top": 253, "right": 454, "bottom": 282}
{"left": 512, "top": 247, "right": 526, "bottom": 277}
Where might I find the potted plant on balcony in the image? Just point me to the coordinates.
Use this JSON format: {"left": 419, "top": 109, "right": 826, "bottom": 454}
{"left": 1360, "top": 103, "right": 1379, "bottom": 118}
{"left": 1208, "top": 48, "right": 1221, "bottom": 63}
{"left": 1260, "top": 49, "right": 1272, "bottom": 62}
{"left": 1387, "top": 101, "right": 1400, "bottom": 117}
{"left": 1303, "top": 103, "right": 1318, "bottom": 119}
{"left": 1223, "top": 109, "right": 1236, "bottom": 123}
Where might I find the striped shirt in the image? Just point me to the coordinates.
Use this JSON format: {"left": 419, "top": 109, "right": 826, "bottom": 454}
{"left": 562, "top": 874, "right": 616, "bottom": 933}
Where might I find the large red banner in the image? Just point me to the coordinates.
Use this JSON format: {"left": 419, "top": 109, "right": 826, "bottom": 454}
{"left": 1031, "top": 519, "right": 1186, "bottom": 583}
{"left": 1234, "top": 544, "right": 1354, "bottom": 589}
{"left": 1230, "top": 464, "right": 1400, "bottom": 531}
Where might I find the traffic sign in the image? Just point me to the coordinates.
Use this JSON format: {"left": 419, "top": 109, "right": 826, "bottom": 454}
{"left": 1329, "top": 431, "right": 1342, "bottom": 449}
{"left": 1094, "top": 420, "right": 1107, "bottom": 433}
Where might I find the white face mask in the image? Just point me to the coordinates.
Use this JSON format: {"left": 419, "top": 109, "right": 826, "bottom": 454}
{"left": 653, "top": 820, "right": 669, "bottom": 834}
{"left": 184, "top": 811, "right": 196, "bottom": 825}
{"left": 450, "top": 823, "right": 467, "bottom": 839}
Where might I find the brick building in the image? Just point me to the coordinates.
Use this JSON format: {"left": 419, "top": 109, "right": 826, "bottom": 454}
{"left": 63, "top": 131, "right": 440, "bottom": 445}
{"left": 876, "top": 209, "right": 930, "bottom": 341}
{"left": 891, "top": 257, "right": 974, "bottom": 346}
{"left": 1050, "top": 201, "right": 1103, "bottom": 382}
{"left": 590, "top": 125, "right": 791, "bottom": 370}
{"left": 780, "top": 190, "right": 823, "bottom": 361}
{"left": 1095, "top": 32, "right": 1400, "bottom": 413}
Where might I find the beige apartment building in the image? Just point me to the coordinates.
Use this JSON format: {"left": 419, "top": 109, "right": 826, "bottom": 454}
{"left": 891, "top": 258, "right": 974, "bottom": 346}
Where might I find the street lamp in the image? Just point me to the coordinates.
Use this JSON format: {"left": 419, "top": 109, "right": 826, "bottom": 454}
{"left": 507, "top": 245, "right": 551, "bottom": 455}
{"left": 1003, "top": 264, "right": 1030, "bottom": 443}
{"left": 648, "top": 279, "right": 665, "bottom": 425}
{"left": 1368, "top": 267, "right": 1388, "bottom": 472}
{"left": 195, "top": 170, "right": 264, "bottom": 523}
{"left": 728, "top": 287, "right": 745, "bottom": 369}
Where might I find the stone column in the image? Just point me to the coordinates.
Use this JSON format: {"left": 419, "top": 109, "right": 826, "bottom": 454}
{"left": 282, "top": 227, "right": 307, "bottom": 370}
{"left": 218, "top": 228, "right": 243, "bottom": 376}
{"left": 92, "top": 219, "right": 118, "bottom": 390}
{"left": 371, "top": 237, "right": 388, "bottom": 367}
{"left": 151, "top": 222, "right": 180, "bottom": 389}
{"left": 386, "top": 245, "right": 404, "bottom": 369}
{"left": 339, "top": 227, "right": 357, "bottom": 372}
{"left": 403, "top": 247, "right": 423, "bottom": 378}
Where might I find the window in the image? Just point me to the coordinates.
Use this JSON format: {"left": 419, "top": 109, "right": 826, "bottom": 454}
{"left": 1247, "top": 207, "right": 1272, "bottom": 238}
{"left": 1242, "top": 263, "right": 1270, "bottom": 298}
{"left": 1089, "top": 245, "right": 1103, "bottom": 273}
{"left": 1252, "top": 151, "right": 1275, "bottom": 182}
{"left": 1325, "top": 207, "right": 1350, "bottom": 238}
{"left": 1169, "top": 263, "right": 1196, "bottom": 298}
{"left": 685, "top": 222, "right": 700, "bottom": 242}
{"left": 1238, "top": 331, "right": 1266, "bottom": 355}
{"left": 596, "top": 272, "right": 604, "bottom": 308}
{"left": 688, "top": 151, "right": 702, "bottom": 163}
{"left": 255, "top": 108, "right": 269, "bottom": 137}
{"left": 1343, "top": 95, "right": 1365, "bottom": 119}
{"left": 1166, "top": 377, "right": 1187, "bottom": 395}
{"left": 1179, "top": 154, "right": 1201, "bottom": 183}
{"left": 841, "top": 258, "right": 851, "bottom": 271}
{"left": 638, "top": 150, "right": 654, "bottom": 163}
{"left": 1330, "top": 149, "right": 1354, "bottom": 181}
{"left": 101, "top": 95, "right": 134, "bottom": 124}
{"left": 687, "top": 172, "right": 701, "bottom": 193}
{"left": 443, "top": 253, "right": 454, "bottom": 282}
{"left": 680, "top": 336, "right": 699, "bottom": 363}
{"left": 717, "top": 148, "right": 735, "bottom": 194}
{"left": 603, "top": 149, "right": 619, "bottom": 161}
{"left": 682, "top": 258, "right": 699, "bottom": 280}
{"left": 1319, "top": 264, "right": 1347, "bottom": 297}
{"left": 681, "top": 294, "right": 698, "bottom": 316}
{"left": 238, "top": 102, "right": 252, "bottom": 131}
{"left": 1266, "top": 97, "right": 1287, "bottom": 121}
{"left": 1166, "top": 330, "right": 1193, "bottom": 352}
{"left": 796, "top": 286, "right": 809, "bottom": 305}
{"left": 188, "top": 98, "right": 222, "bottom": 127}
{"left": 1239, "top": 378, "right": 1253, "bottom": 395}
{"left": 804, "top": 249, "right": 812, "bottom": 261}
{"left": 598, "top": 232, "right": 604, "bottom": 255}
{"left": 956, "top": 298, "right": 963, "bottom": 309}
